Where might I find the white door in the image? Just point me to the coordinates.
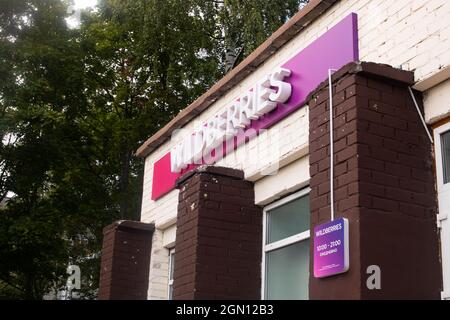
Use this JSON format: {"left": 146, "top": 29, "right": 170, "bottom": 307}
{"left": 434, "top": 122, "right": 450, "bottom": 300}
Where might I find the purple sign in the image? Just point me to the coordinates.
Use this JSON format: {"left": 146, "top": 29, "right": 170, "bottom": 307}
{"left": 249, "top": 12, "right": 359, "bottom": 133}
{"left": 151, "top": 13, "right": 359, "bottom": 200}
{"left": 314, "top": 218, "right": 350, "bottom": 278}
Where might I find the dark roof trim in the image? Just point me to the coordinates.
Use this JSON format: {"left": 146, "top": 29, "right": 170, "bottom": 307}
{"left": 103, "top": 220, "right": 155, "bottom": 235}
{"left": 136, "top": 0, "right": 339, "bottom": 158}
{"left": 175, "top": 165, "right": 245, "bottom": 188}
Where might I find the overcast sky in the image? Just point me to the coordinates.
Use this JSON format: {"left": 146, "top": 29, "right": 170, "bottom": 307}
{"left": 66, "top": 0, "right": 98, "bottom": 28}
{"left": 73, "top": 0, "right": 98, "bottom": 10}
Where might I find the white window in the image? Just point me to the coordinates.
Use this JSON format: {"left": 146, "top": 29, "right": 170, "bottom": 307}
{"left": 434, "top": 122, "right": 450, "bottom": 300}
{"left": 167, "top": 248, "right": 175, "bottom": 300}
{"left": 435, "top": 123, "right": 450, "bottom": 192}
{"left": 440, "top": 130, "right": 450, "bottom": 184}
{"left": 262, "top": 188, "right": 310, "bottom": 300}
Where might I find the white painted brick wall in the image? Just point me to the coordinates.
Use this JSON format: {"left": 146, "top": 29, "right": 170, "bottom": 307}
{"left": 424, "top": 78, "right": 450, "bottom": 123}
{"left": 146, "top": 229, "right": 170, "bottom": 300}
{"left": 141, "top": 0, "right": 450, "bottom": 299}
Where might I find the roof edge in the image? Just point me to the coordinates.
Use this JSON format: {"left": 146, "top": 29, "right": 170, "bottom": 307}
{"left": 102, "top": 220, "right": 155, "bottom": 235}
{"left": 136, "top": 0, "right": 339, "bottom": 158}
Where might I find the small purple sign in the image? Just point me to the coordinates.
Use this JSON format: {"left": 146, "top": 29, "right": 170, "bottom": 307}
{"left": 313, "top": 218, "right": 350, "bottom": 278}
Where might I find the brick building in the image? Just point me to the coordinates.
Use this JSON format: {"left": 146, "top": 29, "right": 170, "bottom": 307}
{"left": 98, "top": 0, "right": 450, "bottom": 300}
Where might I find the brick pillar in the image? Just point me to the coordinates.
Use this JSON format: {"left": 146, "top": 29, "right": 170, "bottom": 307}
{"left": 172, "top": 166, "right": 262, "bottom": 300}
{"left": 98, "top": 220, "right": 154, "bottom": 300}
{"left": 308, "top": 61, "right": 441, "bottom": 299}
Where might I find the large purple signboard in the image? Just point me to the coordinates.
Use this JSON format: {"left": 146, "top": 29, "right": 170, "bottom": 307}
{"left": 151, "top": 13, "right": 359, "bottom": 200}
{"left": 314, "top": 218, "right": 350, "bottom": 278}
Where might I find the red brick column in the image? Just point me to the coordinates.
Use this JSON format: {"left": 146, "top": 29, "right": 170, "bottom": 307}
{"left": 98, "top": 220, "right": 154, "bottom": 300}
{"left": 308, "top": 62, "right": 441, "bottom": 299}
{"left": 172, "top": 166, "right": 262, "bottom": 300}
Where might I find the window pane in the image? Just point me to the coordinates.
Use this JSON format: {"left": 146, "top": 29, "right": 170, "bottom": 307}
{"left": 442, "top": 131, "right": 450, "bottom": 184}
{"left": 169, "top": 251, "right": 175, "bottom": 280}
{"left": 168, "top": 250, "right": 175, "bottom": 300}
{"left": 168, "top": 285, "right": 173, "bottom": 300}
{"left": 267, "top": 195, "right": 310, "bottom": 244}
{"left": 265, "top": 240, "right": 309, "bottom": 300}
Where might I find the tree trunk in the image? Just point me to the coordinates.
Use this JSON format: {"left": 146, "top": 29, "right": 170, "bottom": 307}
{"left": 118, "top": 148, "right": 132, "bottom": 219}
{"left": 24, "top": 273, "right": 35, "bottom": 300}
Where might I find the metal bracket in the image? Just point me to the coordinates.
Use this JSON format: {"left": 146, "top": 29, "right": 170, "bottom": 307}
{"left": 437, "top": 212, "right": 448, "bottom": 229}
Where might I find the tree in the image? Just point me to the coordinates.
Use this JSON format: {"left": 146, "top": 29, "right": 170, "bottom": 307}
{"left": 76, "top": 0, "right": 223, "bottom": 220}
{"left": 195, "top": 0, "right": 308, "bottom": 72}
{"left": 0, "top": 0, "right": 89, "bottom": 299}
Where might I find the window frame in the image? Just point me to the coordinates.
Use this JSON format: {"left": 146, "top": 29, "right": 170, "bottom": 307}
{"left": 434, "top": 122, "right": 450, "bottom": 191}
{"left": 167, "top": 248, "right": 175, "bottom": 300}
{"left": 261, "top": 187, "right": 311, "bottom": 300}
{"left": 433, "top": 121, "right": 450, "bottom": 299}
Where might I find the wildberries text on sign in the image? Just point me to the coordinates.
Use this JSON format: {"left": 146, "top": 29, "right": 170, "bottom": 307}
{"left": 170, "top": 67, "right": 292, "bottom": 173}
{"left": 151, "top": 13, "right": 359, "bottom": 200}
